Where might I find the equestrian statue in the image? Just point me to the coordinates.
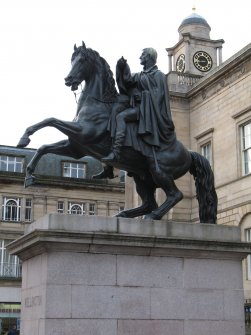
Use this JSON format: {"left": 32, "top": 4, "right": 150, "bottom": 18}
{"left": 17, "top": 42, "right": 217, "bottom": 223}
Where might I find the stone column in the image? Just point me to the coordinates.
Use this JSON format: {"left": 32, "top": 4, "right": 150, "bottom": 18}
{"left": 8, "top": 214, "right": 250, "bottom": 335}
{"left": 168, "top": 53, "right": 173, "bottom": 72}
{"left": 218, "top": 46, "right": 223, "bottom": 65}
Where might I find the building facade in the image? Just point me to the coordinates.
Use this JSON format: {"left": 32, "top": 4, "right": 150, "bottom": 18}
{"left": 0, "top": 145, "right": 125, "bottom": 334}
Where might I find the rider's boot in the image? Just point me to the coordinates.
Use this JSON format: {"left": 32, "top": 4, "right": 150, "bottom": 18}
{"left": 102, "top": 130, "right": 124, "bottom": 163}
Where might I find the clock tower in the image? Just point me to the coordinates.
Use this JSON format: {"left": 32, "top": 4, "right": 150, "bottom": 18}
{"left": 166, "top": 8, "right": 224, "bottom": 78}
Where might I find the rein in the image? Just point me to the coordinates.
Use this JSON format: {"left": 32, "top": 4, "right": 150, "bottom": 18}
{"left": 73, "top": 86, "right": 117, "bottom": 105}
{"left": 73, "top": 84, "right": 83, "bottom": 104}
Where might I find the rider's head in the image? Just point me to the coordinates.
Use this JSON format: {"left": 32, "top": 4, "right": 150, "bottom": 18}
{"left": 140, "top": 48, "right": 158, "bottom": 68}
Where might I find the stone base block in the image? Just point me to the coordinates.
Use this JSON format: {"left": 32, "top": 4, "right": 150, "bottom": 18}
{"left": 8, "top": 214, "right": 250, "bottom": 335}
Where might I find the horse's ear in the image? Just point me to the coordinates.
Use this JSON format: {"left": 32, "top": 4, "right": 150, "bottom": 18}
{"left": 82, "top": 41, "right": 86, "bottom": 49}
{"left": 74, "top": 44, "right": 77, "bottom": 51}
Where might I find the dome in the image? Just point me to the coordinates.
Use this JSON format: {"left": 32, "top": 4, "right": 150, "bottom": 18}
{"left": 179, "top": 13, "right": 211, "bottom": 29}
{"left": 178, "top": 12, "right": 211, "bottom": 40}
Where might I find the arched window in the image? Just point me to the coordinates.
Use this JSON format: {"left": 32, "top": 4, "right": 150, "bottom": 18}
{"left": 2, "top": 198, "right": 21, "bottom": 221}
{"left": 68, "top": 203, "right": 85, "bottom": 215}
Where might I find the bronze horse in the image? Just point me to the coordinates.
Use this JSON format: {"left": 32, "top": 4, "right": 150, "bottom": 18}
{"left": 17, "top": 42, "right": 217, "bottom": 222}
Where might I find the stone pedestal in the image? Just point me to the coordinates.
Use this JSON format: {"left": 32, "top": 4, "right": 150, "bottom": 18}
{"left": 8, "top": 214, "right": 251, "bottom": 335}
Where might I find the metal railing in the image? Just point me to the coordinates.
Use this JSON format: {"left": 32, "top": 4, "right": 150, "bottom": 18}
{"left": 0, "top": 262, "right": 22, "bottom": 278}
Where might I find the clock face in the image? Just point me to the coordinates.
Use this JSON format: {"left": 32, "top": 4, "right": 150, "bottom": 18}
{"left": 176, "top": 54, "right": 185, "bottom": 72}
{"left": 193, "top": 51, "right": 212, "bottom": 72}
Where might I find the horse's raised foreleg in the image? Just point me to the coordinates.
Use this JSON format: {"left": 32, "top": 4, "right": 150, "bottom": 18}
{"left": 17, "top": 118, "right": 82, "bottom": 148}
{"left": 24, "top": 139, "right": 82, "bottom": 187}
{"left": 116, "top": 173, "right": 158, "bottom": 218}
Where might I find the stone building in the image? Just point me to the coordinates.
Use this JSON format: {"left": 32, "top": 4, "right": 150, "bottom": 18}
{"left": 0, "top": 145, "right": 125, "bottom": 334}
{"left": 125, "top": 10, "right": 251, "bottom": 333}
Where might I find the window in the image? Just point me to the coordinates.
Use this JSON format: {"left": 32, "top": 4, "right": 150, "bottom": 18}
{"left": 2, "top": 197, "right": 32, "bottom": 222}
{"left": 63, "top": 162, "right": 86, "bottom": 179}
{"left": 119, "top": 205, "right": 125, "bottom": 212}
{"left": 68, "top": 202, "right": 86, "bottom": 215}
{"left": 89, "top": 203, "right": 96, "bottom": 215}
{"left": 57, "top": 201, "right": 64, "bottom": 213}
{"left": 245, "top": 303, "right": 251, "bottom": 331}
{"left": 0, "top": 303, "right": 21, "bottom": 333}
{"left": 0, "top": 240, "right": 21, "bottom": 278}
{"left": 246, "top": 228, "right": 251, "bottom": 280}
{"left": 201, "top": 142, "right": 212, "bottom": 165}
{"left": 2, "top": 198, "right": 21, "bottom": 221}
{"left": 66, "top": 202, "right": 96, "bottom": 216}
{"left": 195, "top": 128, "right": 214, "bottom": 168}
{"left": 25, "top": 198, "right": 32, "bottom": 222}
{"left": 0, "top": 155, "right": 24, "bottom": 172}
{"left": 241, "top": 123, "right": 251, "bottom": 175}
{"left": 119, "top": 170, "right": 125, "bottom": 183}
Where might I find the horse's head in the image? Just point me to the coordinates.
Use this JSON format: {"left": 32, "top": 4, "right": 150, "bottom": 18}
{"left": 64, "top": 41, "right": 93, "bottom": 91}
{"left": 64, "top": 42, "right": 117, "bottom": 101}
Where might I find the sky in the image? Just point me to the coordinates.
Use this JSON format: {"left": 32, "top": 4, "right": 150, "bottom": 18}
{"left": 0, "top": 0, "right": 250, "bottom": 149}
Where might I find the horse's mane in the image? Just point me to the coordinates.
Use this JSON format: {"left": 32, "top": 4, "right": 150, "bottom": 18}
{"left": 74, "top": 46, "right": 118, "bottom": 102}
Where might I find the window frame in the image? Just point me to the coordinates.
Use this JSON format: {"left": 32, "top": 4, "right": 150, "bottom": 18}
{"left": 240, "top": 122, "right": 251, "bottom": 176}
{"left": 2, "top": 197, "right": 21, "bottom": 222}
{"left": 0, "top": 239, "right": 21, "bottom": 278}
{"left": 246, "top": 228, "right": 251, "bottom": 280}
{"left": 195, "top": 128, "right": 214, "bottom": 169}
{"left": 57, "top": 201, "right": 65, "bottom": 214}
{"left": 232, "top": 106, "right": 251, "bottom": 177}
{"left": 68, "top": 202, "right": 86, "bottom": 215}
{"left": 0, "top": 155, "right": 24, "bottom": 173}
{"left": 119, "top": 170, "right": 125, "bottom": 183}
{"left": 200, "top": 141, "right": 212, "bottom": 166}
{"left": 24, "top": 198, "right": 32, "bottom": 222}
{"left": 62, "top": 161, "right": 87, "bottom": 179}
{"left": 88, "top": 203, "right": 96, "bottom": 216}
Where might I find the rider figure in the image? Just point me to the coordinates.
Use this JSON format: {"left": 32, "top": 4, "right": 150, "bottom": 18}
{"left": 102, "top": 47, "right": 175, "bottom": 163}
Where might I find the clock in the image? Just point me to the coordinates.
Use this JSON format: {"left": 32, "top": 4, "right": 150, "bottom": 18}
{"left": 193, "top": 51, "right": 212, "bottom": 72}
{"left": 176, "top": 54, "right": 185, "bottom": 72}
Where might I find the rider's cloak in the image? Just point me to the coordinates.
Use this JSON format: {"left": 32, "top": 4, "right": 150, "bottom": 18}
{"left": 116, "top": 62, "right": 176, "bottom": 152}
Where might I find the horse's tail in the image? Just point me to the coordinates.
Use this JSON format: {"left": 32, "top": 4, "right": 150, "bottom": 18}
{"left": 189, "top": 151, "right": 218, "bottom": 224}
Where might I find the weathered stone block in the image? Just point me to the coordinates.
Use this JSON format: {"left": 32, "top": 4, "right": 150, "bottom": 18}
{"left": 72, "top": 286, "right": 150, "bottom": 319}
{"left": 117, "top": 254, "right": 183, "bottom": 288}
{"left": 118, "top": 320, "right": 184, "bottom": 335}
{"left": 46, "top": 252, "right": 116, "bottom": 285}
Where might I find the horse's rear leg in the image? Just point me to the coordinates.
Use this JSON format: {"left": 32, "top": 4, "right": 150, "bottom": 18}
{"left": 116, "top": 173, "right": 158, "bottom": 218}
{"left": 144, "top": 172, "right": 183, "bottom": 220}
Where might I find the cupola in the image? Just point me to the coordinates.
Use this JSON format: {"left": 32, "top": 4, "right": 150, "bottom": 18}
{"left": 178, "top": 8, "right": 211, "bottom": 40}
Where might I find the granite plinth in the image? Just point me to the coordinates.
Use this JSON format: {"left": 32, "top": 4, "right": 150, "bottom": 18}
{"left": 8, "top": 214, "right": 250, "bottom": 335}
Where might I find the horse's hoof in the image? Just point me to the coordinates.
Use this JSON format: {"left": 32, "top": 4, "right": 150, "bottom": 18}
{"left": 24, "top": 175, "right": 36, "bottom": 188}
{"left": 143, "top": 213, "right": 161, "bottom": 220}
{"left": 17, "top": 137, "right": 30, "bottom": 148}
{"left": 115, "top": 211, "right": 128, "bottom": 218}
